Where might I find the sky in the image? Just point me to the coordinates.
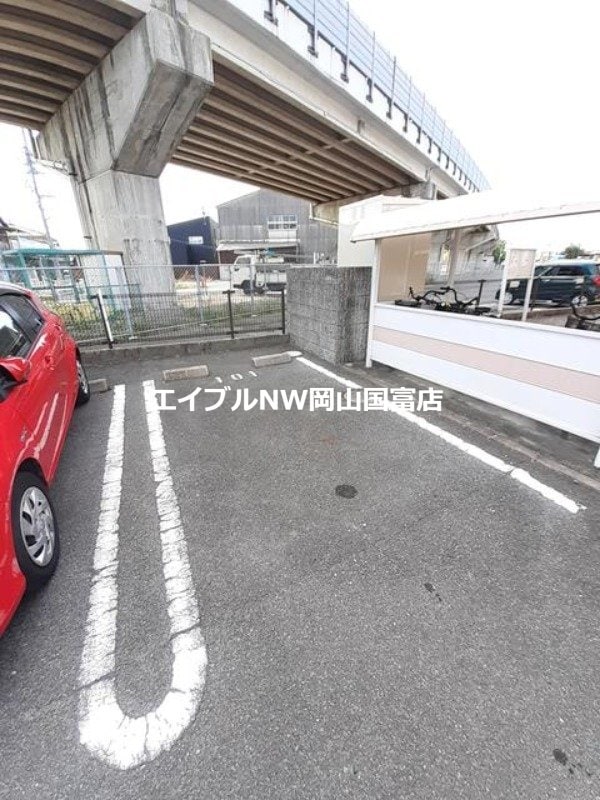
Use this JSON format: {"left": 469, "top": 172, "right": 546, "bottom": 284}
{"left": 2, "top": 0, "right": 600, "bottom": 252}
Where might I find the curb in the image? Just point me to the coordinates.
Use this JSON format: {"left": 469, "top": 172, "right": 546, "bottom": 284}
{"left": 89, "top": 378, "right": 110, "bottom": 394}
{"left": 81, "top": 333, "right": 290, "bottom": 366}
{"left": 164, "top": 365, "right": 209, "bottom": 382}
{"left": 252, "top": 353, "right": 292, "bottom": 368}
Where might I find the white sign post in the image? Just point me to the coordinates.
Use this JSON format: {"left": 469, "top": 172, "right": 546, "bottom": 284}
{"left": 497, "top": 248, "right": 537, "bottom": 319}
{"left": 519, "top": 250, "right": 538, "bottom": 322}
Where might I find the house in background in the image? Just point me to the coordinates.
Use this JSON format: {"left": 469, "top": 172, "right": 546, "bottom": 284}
{"left": 167, "top": 216, "right": 218, "bottom": 265}
{"left": 337, "top": 197, "right": 499, "bottom": 284}
{"left": 0, "top": 217, "right": 57, "bottom": 251}
{"left": 216, "top": 189, "right": 337, "bottom": 264}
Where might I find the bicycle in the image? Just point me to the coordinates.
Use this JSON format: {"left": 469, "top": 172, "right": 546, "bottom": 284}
{"left": 395, "top": 286, "right": 492, "bottom": 316}
{"left": 394, "top": 287, "right": 449, "bottom": 310}
{"left": 565, "top": 296, "right": 600, "bottom": 331}
{"left": 436, "top": 286, "right": 492, "bottom": 316}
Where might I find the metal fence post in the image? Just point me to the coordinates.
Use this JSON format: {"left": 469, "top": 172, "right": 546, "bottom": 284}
{"left": 387, "top": 56, "right": 397, "bottom": 119}
{"left": 308, "top": 0, "right": 318, "bottom": 56}
{"left": 477, "top": 279, "right": 485, "bottom": 306}
{"left": 367, "top": 32, "right": 376, "bottom": 102}
{"left": 417, "top": 91, "right": 426, "bottom": 144}
{"left": 224, "top": 289, "right": 235, "bottom": 339}
{"left": 341, "top": 1, "right": 350, "bottom": 82}
{"left": 194, "top": 264, "right": 200, "bottom": 309}
{"left": 92, "top": 293, "right": 114, "bottom": 348}
{"left": 404, "top": 77, "right": 412, "bottom": 132}
{"left": 440, "top": 121, "right": 446, "bottom": 164}
{"left": 264, "top": 0, "right": 277, "bottom": 24}
{"left": 280, "top": 287, "right": 286, "bottom": 334}
{"left": 195, "top": 264, "right": 205, "bottom": 322}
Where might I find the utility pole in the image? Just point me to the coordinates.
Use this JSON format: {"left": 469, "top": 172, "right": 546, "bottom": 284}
{"left": 22, "top": 129, "right": 53, "bottom": 247}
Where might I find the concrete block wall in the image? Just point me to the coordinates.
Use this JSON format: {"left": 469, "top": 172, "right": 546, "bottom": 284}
{"left": 287, "top": 266, "right": 372, "bottom": 364}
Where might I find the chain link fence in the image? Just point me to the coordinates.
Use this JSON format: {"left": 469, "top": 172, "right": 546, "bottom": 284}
{"left": 1, "top": 261, "right": 286, "bottom": 346}
{"left": 51, "top": 289, "right": 285, "bottom": 346}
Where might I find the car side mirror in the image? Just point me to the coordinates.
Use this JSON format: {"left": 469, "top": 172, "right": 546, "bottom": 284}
{"left": 0, "top": 357, "right": 30, "bottom": 384}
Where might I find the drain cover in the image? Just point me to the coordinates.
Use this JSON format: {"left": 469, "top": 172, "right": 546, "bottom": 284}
{"left": 335, "top": 484, "right": 357, "bottom": 499}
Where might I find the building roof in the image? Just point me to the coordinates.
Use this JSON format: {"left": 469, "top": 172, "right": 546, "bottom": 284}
{"left": 351, "top": 190, "right": 600, "bottom": 242}
{"left": 167, "top": 215, "right": 216, "bottom": 229}
{"left": 0, "top": 219, "right": 49, "bottom": 239}
{"left": 217, "top": 241, "right": 297, "bottom": 251}
{"left": 2, "top": 248, "right": 104, "bottom": 257}
{"left": 216, "top": 190, "right": 261, "bottom": 211}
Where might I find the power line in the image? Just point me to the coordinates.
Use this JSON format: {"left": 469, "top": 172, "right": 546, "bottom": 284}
{"left": 22, "top": 128, "right": 53, "bottom": 247}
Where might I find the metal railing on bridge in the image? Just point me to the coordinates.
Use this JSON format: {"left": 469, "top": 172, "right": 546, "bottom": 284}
{"left": 258, "top": 0, "right": 489, "bottom": 191}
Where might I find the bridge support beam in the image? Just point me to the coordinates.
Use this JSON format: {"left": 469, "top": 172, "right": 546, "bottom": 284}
{"left": 312, "top": 179, "right": 438, "bottom": 226}
{"left": 38, "top": 7, "right": 213, "bottom": 292}
{"left": 401, "top": 179, "right": 438, "bottom": 200}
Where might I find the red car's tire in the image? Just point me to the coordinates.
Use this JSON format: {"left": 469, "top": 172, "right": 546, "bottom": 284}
{"left": 75, "top": 353, "right": 91, "bottom": 407}
{"left": 11, "top": 471, "right": 60, "bottom": 591}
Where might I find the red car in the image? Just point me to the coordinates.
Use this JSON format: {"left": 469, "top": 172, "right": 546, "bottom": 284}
{"left": 0, "top": 283, "right": 89, "bottom": 635}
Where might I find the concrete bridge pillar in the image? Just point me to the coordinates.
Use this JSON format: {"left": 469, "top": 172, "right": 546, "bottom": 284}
{"left": 38, "top": 7, "right": 213, "bottom": 292}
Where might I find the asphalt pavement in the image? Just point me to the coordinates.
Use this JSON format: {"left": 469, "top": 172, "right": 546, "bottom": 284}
{"left": 1, "top": 345, "right": 599, "bottom": 800}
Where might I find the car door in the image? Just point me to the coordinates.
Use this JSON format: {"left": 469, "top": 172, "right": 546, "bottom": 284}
{"left": 13, "top": 296, "right": 71, "bottom": 405}
{"left": 567, "top": 265, "right": 589, "bottom": 296}
{"left": 0, "top": 295, "right": 66, "bottom": 480}
{"left": 536, "top": 266, "right": 560, "bottom": 300}
{"left": 552, "top": 265, "right": 586, "bottom": 300}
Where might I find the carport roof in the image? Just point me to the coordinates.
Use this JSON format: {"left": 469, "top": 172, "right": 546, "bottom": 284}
{"left": 351, "top": 190, "right": 600, "bottom": 241}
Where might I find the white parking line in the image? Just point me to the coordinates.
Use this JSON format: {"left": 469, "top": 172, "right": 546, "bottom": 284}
{"left": 78, "top": 382, "right": 206, "bottom": 770}
{"left": 297, "top": 357, "right": 583, "bottom": 514}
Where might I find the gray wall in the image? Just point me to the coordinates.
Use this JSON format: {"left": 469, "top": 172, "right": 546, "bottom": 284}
{"left": 287, "top": 265, "right": 372, "bottom": 364}
{"left": 218, "top": 189, "right": 338, "bottom": 261}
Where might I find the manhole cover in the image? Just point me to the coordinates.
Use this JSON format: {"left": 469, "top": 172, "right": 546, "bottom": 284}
{"left": 335, "top": 484, "right": 357, "bottom": 499}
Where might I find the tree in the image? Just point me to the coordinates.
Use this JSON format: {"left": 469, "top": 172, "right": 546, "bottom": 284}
{"left": 563, "top": 244, "right": 587, "bottom": 259}
{"left": 492, "top": 240, "right": 506, "bottom": 267}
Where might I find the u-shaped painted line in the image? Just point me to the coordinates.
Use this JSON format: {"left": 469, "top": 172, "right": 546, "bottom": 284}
{"left": 78, "top": 381, "right": 206, "bottom": 770}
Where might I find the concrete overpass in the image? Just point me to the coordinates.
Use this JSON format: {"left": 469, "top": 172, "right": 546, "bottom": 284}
{"left": 0, "top": 0, "right": 489, "bottom": 285}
